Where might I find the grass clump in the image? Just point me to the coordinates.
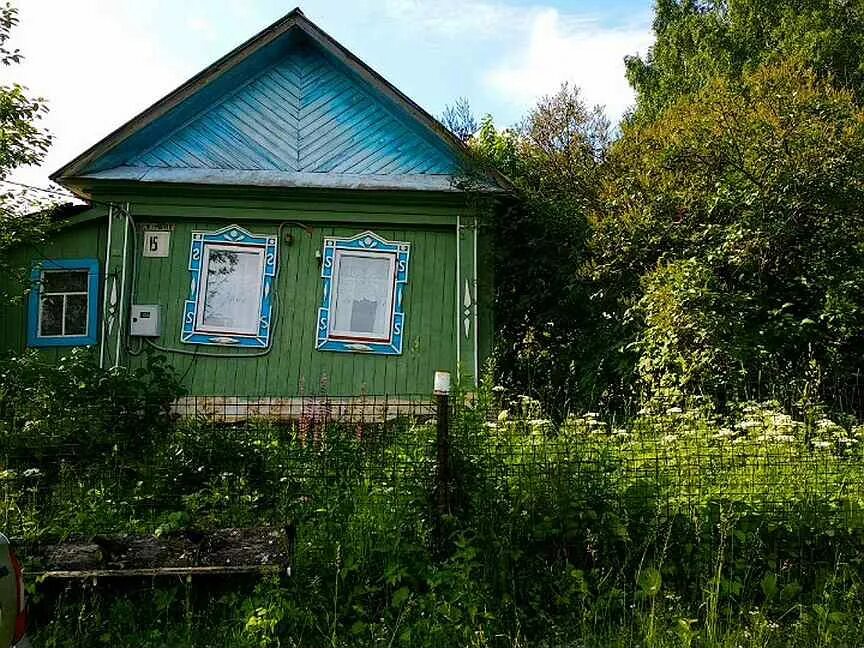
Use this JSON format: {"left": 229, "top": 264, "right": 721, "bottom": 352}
{"left": 3, "top": 356, "right": 864, "bottom": 646}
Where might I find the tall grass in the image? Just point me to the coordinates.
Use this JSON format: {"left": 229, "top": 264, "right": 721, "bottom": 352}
{"left": 6, "top": 392, "right": 864, "bottom": 646}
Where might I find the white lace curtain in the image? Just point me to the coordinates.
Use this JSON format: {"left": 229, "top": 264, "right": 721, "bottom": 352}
{"left": 332, "top": 253, "right": 394, "bottom": 338}
{"left": 200, "top": 247, "right": 263, "bottom": 334}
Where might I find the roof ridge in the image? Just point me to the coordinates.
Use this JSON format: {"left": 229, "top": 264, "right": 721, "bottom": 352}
{"left": 50, "top": 8, "right": 512, "bottom": 196}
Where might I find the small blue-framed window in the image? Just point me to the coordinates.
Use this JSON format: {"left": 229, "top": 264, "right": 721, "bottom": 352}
{"left": 27, "top": 258, "right": 100, "bottom": 347}
{"left": 316, "top": 231, "right": 410, "bottom": 355}
{"left": 182, "top": 225, "right": 277, "bottom": 348}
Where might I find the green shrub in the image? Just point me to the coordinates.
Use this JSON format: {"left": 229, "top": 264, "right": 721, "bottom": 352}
{"left": 11, "top": 385, "right": 864, "bottom": 646}
{"left": 0, "top": 348, "right": 184, "bottom": 463}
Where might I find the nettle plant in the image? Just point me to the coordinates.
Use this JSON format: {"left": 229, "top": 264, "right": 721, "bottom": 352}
{"left": 0, "top": 348, "right": 185, "bottom": 462}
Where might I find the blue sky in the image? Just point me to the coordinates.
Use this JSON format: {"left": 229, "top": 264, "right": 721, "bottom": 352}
{"left": 10, "top": 0, "right": 654, "bottom": 189}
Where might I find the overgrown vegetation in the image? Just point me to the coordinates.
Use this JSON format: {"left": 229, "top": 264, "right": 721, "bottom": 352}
{"left": 0, "top": 1, "right": 53, "bottom": 301}
{"left": 3, "top": 357, "right": 864, "bottom": 647}
{"left": 466, "top": 1, "right": 864, "bottom": 416}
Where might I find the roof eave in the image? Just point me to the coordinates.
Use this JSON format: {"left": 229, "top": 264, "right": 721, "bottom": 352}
{"left": 50, "top": 9, "right": 307, "bottom": 184}
{"left": 50, "top": 8, "right": 515, "bottom": 194}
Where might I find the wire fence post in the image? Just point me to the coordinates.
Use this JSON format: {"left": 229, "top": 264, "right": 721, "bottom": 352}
{"left": 433, "top": 371, "right": 452, "bottom": 552}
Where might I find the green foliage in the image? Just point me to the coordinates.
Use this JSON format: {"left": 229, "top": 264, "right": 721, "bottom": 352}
{"left": 0, "top": 2, "right": 50, "bottom": 171}
{"left": 626, "top": 0, "right": 864, "bottom": 121}
{"left": 458, "top": 2, "right": 864, "bottom": 414}
{"left": 0, "top": 1, "right": 53, "bottom": 298}
{"left": 14, "top": 393, "right": 864, "bottom": 647}
{"left": 0, "top": 349, "right": 185, "bottom": 462}
{"left": 591, "top": 60, "right": 864, "bottom": 406}
{"left": 469, "top": 87, "right": 621, "bottom": 414}
{"left": 633, "top": 258, "right": 743, "bottom": 405}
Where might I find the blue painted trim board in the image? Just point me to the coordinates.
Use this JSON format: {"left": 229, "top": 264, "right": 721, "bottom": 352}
{"left": 316, "top": 230, "right": 410, "bottom": 355}
{"left": 125, "top": 43, "right": 456, "bottom": 177}
{"left": 182, "top": 224, "right": 278, "bottom": 348}
{"left": 27, "top": 258, "right": 100, "bottom": 347}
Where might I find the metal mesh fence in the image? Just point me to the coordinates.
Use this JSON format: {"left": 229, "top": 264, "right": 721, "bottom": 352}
{"left": 2, "top": 395, "right": 864, "bottom": 547}
{"left": 1, "top": 395, "right": 438, "bottom": 541}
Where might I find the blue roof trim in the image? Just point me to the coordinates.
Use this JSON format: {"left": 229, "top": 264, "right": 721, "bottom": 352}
{"left": 51, "top": 10, "right": 516, "bottom": 196}
{"left": 316, "top": 231, "right": 410, "bottom": 356}
{"left": 79, "top": 166, "right": 468, "bottom": 192}
{"left": 70, "top": 31, "right": 460, "bottom": 187}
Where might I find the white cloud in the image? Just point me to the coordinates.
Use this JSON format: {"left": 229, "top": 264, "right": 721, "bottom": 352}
{"left": 486, "top": 8, "right": 653, "bottom": 122}
{"left": 8, "top": 0, "right": 188, "bottom": 191}
{"left": 381, "top": 0, "right": 529, "bottom": 38}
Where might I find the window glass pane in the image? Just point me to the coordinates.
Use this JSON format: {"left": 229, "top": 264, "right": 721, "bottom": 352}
{"left": 39, "top": 295, "right": 64, "bottom": 336}
{"left": 64, "top": 294, "right": 88, "bottom": 336}
{"left": 43, "top": 270, "right": 87, "bottom": 293}
{"left": 200, "top": 247, "right": 263, "bottom": 334}
{"left": 332, "top": 254, "right": 393, "bottom": 338}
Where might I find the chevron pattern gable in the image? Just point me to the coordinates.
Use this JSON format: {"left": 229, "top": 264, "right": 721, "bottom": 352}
{"left": 129, "top": 44, "right": 456, "bottom": 176}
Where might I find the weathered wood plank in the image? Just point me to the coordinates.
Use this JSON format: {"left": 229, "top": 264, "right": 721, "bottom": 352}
{"left": 116, "top": 39, "right": 455, "bottom": 179}
{"left": 35, "top": 565, "right": 287, "bottom": 580}
{"left": 82, "top": 167, "right": 464, "bottom": 193}
{"left": 24, "top": 527, "right": 293, "bottom": 580}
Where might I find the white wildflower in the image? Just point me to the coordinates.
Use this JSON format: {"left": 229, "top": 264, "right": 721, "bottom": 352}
{"left": 737, "top": 420, "right": 761, "bottom": 430}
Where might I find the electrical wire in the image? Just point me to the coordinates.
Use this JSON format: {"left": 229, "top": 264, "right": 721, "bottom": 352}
{"left": 8, "top": 178, "right": 313, "bottom": 361}
{"left": 0, "top": 179, "right": 76, "bottom": 200}
{"left": 0, "top": 179, "right": 134, "bottom": 218}
{"left": 126, "top": 214, "right": 299, "bottom": 359}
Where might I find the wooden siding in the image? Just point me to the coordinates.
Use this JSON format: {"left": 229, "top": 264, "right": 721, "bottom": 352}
{"left": 99, "top": 187, "right": 466, "bottom": 226}
{"left": 127, "top": 43, "right": 455, "bottom": 177}
{"left": 0, "top": 192, "right": 490, "bottom": 398}
{"left": 127, "top": 219, "right": 457, "bottom": 396}
{"left": 0, "top": 218, "right": 108, "bottom": 360}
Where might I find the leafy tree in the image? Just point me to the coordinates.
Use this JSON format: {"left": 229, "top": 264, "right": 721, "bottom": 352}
{"left": 441, "top": 97, "right": 478, "bottom": 143}
{"left": 469, "top": 86, "right": 621, "bottom": 413}
{"left": 0, "top": 1, "right": 53, "bottom": 300}
{"left": 591, "top": 60, "right": 864, "bottom": 405}
{"left": 627, "top": 0, "right": 864, "bottom": 120}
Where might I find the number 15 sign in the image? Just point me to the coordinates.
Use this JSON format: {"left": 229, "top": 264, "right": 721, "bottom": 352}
{"left": 142, "top": 230, "right": 171, "bottom": 258}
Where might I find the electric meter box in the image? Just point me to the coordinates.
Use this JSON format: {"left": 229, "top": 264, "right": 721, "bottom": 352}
{"left": 130, "top": 305, "right": 162, "bottom": 337}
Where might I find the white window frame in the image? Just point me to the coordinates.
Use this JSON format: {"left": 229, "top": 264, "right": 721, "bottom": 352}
{"left": 38, "top": 269, "right": 91, "bottom": 339}
{"left": 328, "top": 249, "right": 397, "bottom": 343}
{"left": 194, "top": 243, "right": 265, "bottom": 336}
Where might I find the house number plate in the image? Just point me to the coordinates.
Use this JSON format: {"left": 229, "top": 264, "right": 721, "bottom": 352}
{"left": 143, "top": 230, "right": 171, "bottom": 257}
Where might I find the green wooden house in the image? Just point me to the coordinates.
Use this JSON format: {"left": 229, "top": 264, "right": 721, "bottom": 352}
{"left": 0, "top": 9, "right": 506, "bottom": 410}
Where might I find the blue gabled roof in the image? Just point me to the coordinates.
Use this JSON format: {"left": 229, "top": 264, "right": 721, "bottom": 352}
{"left": 51, "top": 9, "right": 505, "bottom": 195}
{"left": 127, "top": 43, "right": 455, "bottom": 175}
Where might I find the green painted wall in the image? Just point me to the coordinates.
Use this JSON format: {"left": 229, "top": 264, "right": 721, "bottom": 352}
{"left": 0, "top": 215, "right": 108, "bottom": 362}
{"left": 128, "top": 219, "right": 457, "bottom": 396}
{"left": 0, "top": 188, "right": 494, "bottom": 398}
